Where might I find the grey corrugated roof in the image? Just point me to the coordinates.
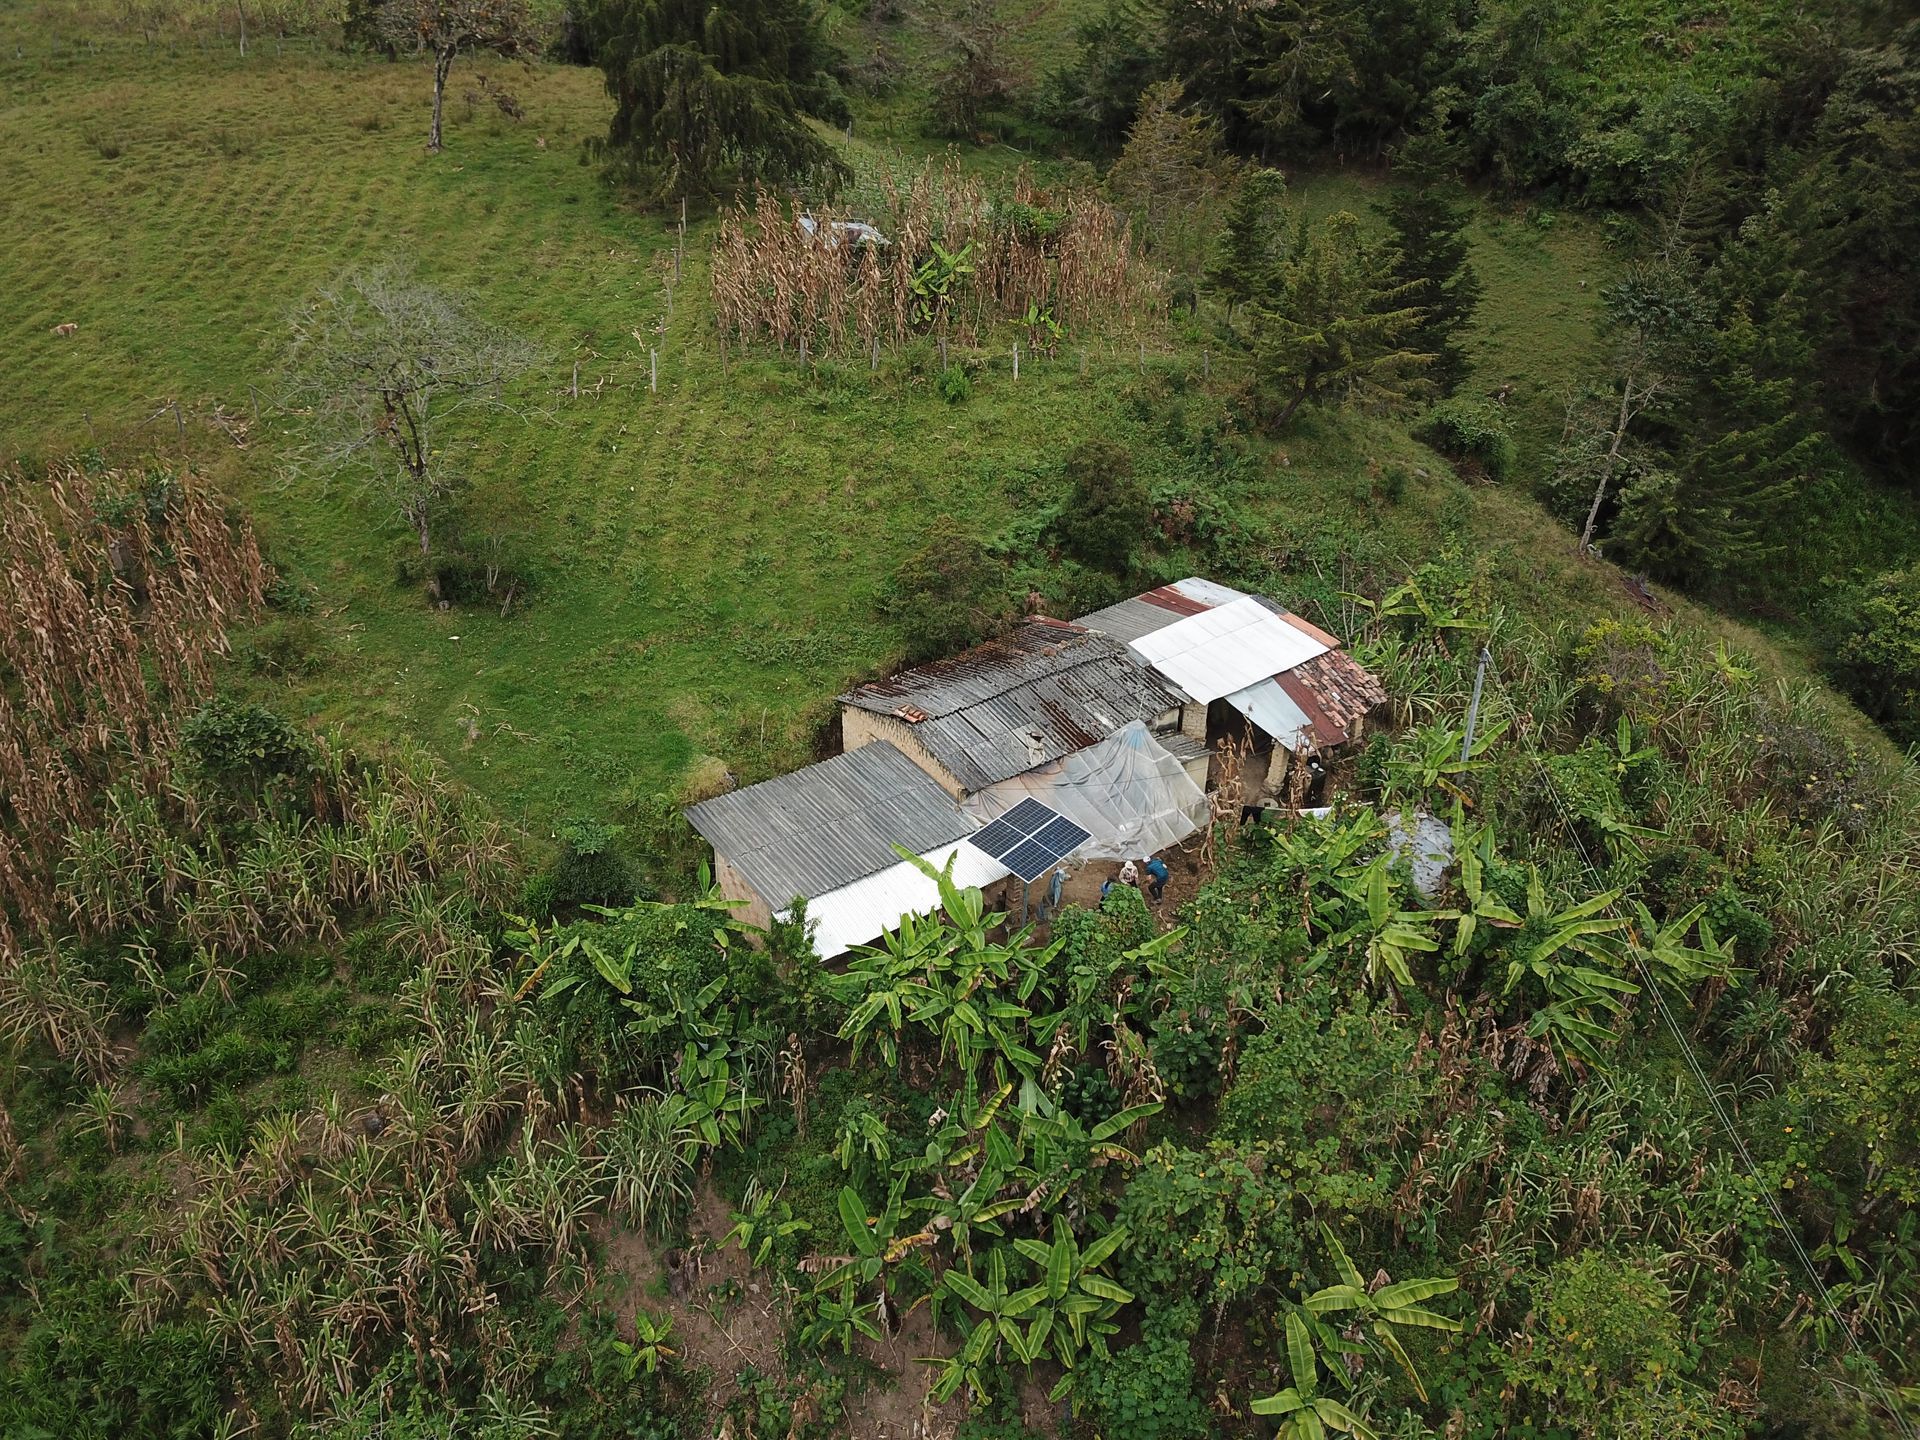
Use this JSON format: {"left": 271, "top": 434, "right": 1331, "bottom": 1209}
{"left": 1072, "top": 595, "right": 1186, "bottom": 645}
{"left": 686, "top": 742, "right": 972, "bottom": 904}
{"left": 838, "top": 622, "right": 1181, "bottom": 793}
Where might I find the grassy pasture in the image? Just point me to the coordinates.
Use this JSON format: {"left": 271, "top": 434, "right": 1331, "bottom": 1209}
{"left": 0, "top": 33, "right": 1878, "bottom": 834}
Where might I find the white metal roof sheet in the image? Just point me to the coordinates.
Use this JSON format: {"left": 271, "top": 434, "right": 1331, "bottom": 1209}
{"left": 1128, "top": 595, "right": 1329, "bottom": 703}
{"left": 1225, "top": 677, "right": 1315, "bottom": 750}
{"left": 1168, "top": 576, "right": 1250, "bottom": 609}
{"left": 779, "top": 842, "right": 1010, "bottom": 959}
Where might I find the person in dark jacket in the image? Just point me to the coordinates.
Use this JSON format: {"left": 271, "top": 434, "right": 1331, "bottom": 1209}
{"left": 1143, "top": 855, "right": 1170, "bottom": 902}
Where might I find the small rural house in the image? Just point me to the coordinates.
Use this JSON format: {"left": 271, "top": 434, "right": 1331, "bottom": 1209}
{"left": 683, "top": 579, "right": 1384, "bottom": 958}
{"left": 684, "top": 740, "right": 1009, "bottom": 959}
{"left": 1076, "top": 578, "right": 1386, "bottom": 804}
{"left": 837, "top": 617, "right": 1208, "bottom": 797}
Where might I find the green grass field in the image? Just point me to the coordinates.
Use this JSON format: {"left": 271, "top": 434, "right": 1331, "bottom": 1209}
{"left": 0, "top": 30, "right": 1875, "bottom": 837}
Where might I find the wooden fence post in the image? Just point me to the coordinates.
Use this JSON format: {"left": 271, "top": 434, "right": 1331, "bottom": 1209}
{"left": 650, "top": 349, "right": 657, "bottom": 392}
{"left": 1012, "top": 342, "right": 1019, "bottom": 381}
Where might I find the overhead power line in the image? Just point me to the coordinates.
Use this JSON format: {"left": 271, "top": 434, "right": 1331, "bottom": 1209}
{"left": 1474, "top": 649, "right": 1918, "bottom": 1440}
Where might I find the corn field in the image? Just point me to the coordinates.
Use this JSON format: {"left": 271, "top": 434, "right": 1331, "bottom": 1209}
{"left": 710, "top": 161, "right": 1163, "bottom": 356}
{"left": 0, "top": 460, "right": 268, "bottom": 949}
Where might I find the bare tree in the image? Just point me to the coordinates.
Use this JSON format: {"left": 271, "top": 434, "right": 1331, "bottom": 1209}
{"left": 281, "top": 261, "right": 539, "bottom": 602}
{"left": 379, "top": 0, "right": 545, "bottom": 152}
{"left": 1557, "top": 260, "right": 1703, "bottom": 553}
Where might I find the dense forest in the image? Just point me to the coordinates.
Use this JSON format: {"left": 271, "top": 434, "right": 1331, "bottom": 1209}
{"left": 2, "top": 0, "right": 1918, "bottom": 1437}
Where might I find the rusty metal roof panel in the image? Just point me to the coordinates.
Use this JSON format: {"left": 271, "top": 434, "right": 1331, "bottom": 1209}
{"left": 840, "top": 622, "right": 1180, "bottom": 793}
{"left": 686, "top": 741, "right": 974, "bottom": 905}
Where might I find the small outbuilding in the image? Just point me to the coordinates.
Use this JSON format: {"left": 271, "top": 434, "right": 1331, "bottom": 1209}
{"left": 1076, "top": 578, "right": 1386, "bottom": 804}
{"left": 685, "top": 740, "right": 1008, "bottom": 958}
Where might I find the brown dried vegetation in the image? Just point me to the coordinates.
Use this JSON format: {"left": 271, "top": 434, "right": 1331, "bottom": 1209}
{"left": 710, "top": 161, "right": 1162, "bottom": 356}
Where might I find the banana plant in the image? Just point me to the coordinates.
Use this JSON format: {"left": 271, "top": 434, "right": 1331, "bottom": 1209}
{"left": 674, "top": 1039, "right": 761, "bottom": 1146}
{"left": 1627, "top": 900, "right": 1736, "bottom": 990}
{"left": 1450, "top": 815, "right": 1521, "bottom": 958}
{"left": 816, "top": 1179, "right": 935, "bottom": 1306}
{"left": 1301, "top": 1225, "right": 1460, "bottom": 1403}
{"left": 1010, "top": 1219, "right": 1134, "bottom": 1397}
{"left": 610, "top": 1309, "right": 677, "bottom": 1378}
{"left": 1328, "top": 857, "right": 1451, "bottom": 993}
{"left": 911, "top": 240, "right": 976, "bottom": 326}
{"left": 1251, "top": 1312, "right": 1379, "bottom": 1438}
{"left": 1388, "top": 716, "right": 1510, "bottom": 801}
{"left": 802, "top": 1276, "right": 884, "bottom": 1355}
{"left": 1503, "top": 869, "right": 1635, "bottom": 1008}
{"left": 929, "top": 1248, "right": 1046, "bottom": 1403}
{"left": 724, "top": 1179, "right": 810, "bottom": 1266}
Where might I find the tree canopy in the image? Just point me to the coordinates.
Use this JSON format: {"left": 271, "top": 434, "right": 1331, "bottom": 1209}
{"left": 587, "top": 0, "right": 849, "bottom": 201}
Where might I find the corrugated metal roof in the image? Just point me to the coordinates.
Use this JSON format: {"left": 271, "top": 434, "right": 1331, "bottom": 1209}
{"left": 839, "top": 622, "right": 1181, "bottom": 793}
{"left": 1129, "top": 596, "right": 1330, "bottom": 703}
{"left": 1226, "top": 677, "right": 1316, "bottom": 749}
{"left": 1071, "top": 595, "right": 1188, "bottom": 645}
{"left": 1077, "top": 577, "right": 1385, "bottom": 749}
{"left": 780, "top": 840, "right": 1009, "bottom": 958}
{"left": 686, "top": 742, "right": 972, "bottom": 905}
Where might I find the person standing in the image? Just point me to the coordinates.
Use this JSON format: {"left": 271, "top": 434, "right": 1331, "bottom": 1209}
{"left": 1143, "top": 855, "right": 1169, "bottom": 903}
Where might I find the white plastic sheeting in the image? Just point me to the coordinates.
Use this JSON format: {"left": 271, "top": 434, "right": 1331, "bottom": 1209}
{"left": 960, "top": 722, "right": 1210, "bottom": 863}
{"left": 780, "top": 841, "right": 1009, "bottom": 960}
{"left": 1385, "top": 810, "right": 1454, "bottom": 900}
{"left": 1128, "top": 595, "right": 1329, "bottom": 703}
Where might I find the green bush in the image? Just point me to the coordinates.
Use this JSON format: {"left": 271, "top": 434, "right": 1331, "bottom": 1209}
{"left": 1078, "top": 1301, "right": 1210, "bottom": 1440}
{"left": 882, "top": 517, "right": 1011, "bottom": 661}
{"left": 180, "top": 696, "right": 312, "bottom": 790}
{"left": 1831, "top": 567, "right": 1920, "bottom": 744}
{"left": 539, "top": 817, "right": 640, "bottom": 913}
{"left": 1053, "top": 438, "right": 1152, "bottom": 576}
{"left": 1417, "top": 397, "right": 1517, "bottom": 481}
{"left": 936, "top": 364, "right": 972, "bottom": 405}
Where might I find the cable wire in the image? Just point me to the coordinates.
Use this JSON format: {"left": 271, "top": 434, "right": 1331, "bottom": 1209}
{"left": 1475, "top": 649, "right": 1917, "bottom": 1440}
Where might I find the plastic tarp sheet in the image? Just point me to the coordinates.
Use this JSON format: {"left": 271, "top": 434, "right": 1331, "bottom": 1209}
{"left": 1128, "top": 595, "right": 1329, "bottom": 703}
{"left": 780, "top": 842, "right": 1009, "bottom": 959}
{"left": 960, "top": 721, "right": 1210, "bottom": 863}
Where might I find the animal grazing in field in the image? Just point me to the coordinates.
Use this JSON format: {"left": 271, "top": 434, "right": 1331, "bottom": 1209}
{"left": 51, "top": 322, "right": 77, "bottom": 337}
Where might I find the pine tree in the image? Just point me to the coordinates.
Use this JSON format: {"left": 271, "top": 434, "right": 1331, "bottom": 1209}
{"left": 1244, "top": 210, "right": 1430, "bottom": 429}
{"left": 588, "top": 0, "right": 849, "bottom": 202}
{"left": 1203, "top": 167, "right": 1287, "bottom": 315}
{"left": 1107, "top": 80, "right": 1237, "bottom": 275}
{"left": 1379, "top": 143, "right": 1482, "bottom": 396}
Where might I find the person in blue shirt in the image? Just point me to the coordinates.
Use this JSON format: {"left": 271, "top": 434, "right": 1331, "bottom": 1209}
{"left": 1143, "top": 855, "right": 1170, "bottom": 902}
{"left": 1037, "top": 865, "right": 1067, "bottom": 920}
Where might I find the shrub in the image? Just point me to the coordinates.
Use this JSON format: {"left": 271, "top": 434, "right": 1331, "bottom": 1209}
{"left": 1078, "top": 1301, "right": 1210, "bottom": 1440}
{"left": 179, "top": 696, "right": 313, "bottom": 792}
{"left": 935, "top": 364, "right": 973, "bottom": 405}
{"left": 882, "top": 517, "right": 1011, "bottom": 661}
{"left": 1053, "top": 438, "right": 1152, "bottom": 576}
{"left": 1417, "top": 397, "right": 1517, "bottom": 481}
{"left": 1831, "top": 567, "right": 1920, "bottom": 744}
{"left": 543, "top": 817, "right": 639, "bottom": 913}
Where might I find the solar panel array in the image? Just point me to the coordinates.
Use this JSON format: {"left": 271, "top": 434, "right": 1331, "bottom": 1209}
{"left": 967, "top": 798, "right": 1091, "bottom": 882}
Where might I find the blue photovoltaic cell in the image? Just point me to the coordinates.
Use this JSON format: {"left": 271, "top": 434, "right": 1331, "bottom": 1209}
{"left": 969, "top": 817, "right": 1026, "bottom": 859}
{"left": 999, "top": 798, "right": 1056, "bottom": 835}
{"left": 1001, "top": 837, "right": 1059, "bottom": 882}
{"left": 1033, "top": 814, "right": 1091, "bottom": 854}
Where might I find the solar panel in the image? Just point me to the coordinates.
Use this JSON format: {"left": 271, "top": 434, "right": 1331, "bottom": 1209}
{"left": 1034, "top": 814, "right": 1091, "bottom": 854}
{"left": 1001, "top": 837, "right": 1061, "bottom": 883}
{"left": 998, "top": 797, "right": 1056, "bottom": 835}
{"left": 964, "top": 799, "right": 1091, "bottom": 879}
{"left": 969, "top": 817, "right": 1026, "bottom": 859}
